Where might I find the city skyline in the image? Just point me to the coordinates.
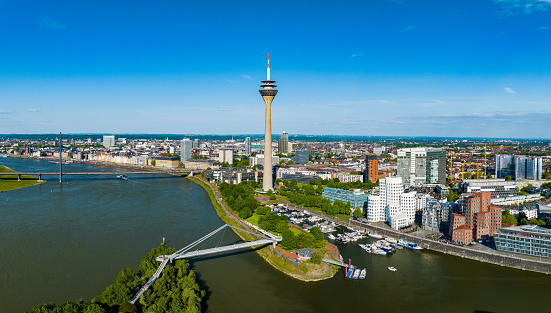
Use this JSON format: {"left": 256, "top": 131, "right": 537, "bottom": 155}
{"left": 1, "top": 1, "right": 551, "bottom": 138}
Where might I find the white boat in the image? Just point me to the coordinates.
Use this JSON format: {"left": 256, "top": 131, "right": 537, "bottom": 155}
{"left": 385, "top": 237, "right": 397, "bottom": 244}
{"left": 359, "top": 268, "right": 366, "bottom": 279}
{"left": 328, "top": 234, "right": 336, "bottom": 240}
{"left": 368, "top": 232, "right": 383, "bottom": 239}
{"left": 352, "top": 268, "right": 360, "bottom": 279}
{"left": 388, "top": 267, "right": 397, "bottom": 272}
{"left": 117, "top": 175, "right": 128, "bottom": 180}
{"left": 374, "top": 249, "right": 387, "bottom": 255}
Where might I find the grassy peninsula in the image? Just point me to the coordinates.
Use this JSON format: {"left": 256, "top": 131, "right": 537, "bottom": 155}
{"left": 0, "top": 165, "right": 44, "bottom": 192}
{"left": 189, "top": 176, "right": 340, "bottom": 281}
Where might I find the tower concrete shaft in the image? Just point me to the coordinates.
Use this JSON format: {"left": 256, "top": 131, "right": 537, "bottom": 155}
{"left": 259, "top": 56, "right": 278, "bottom": 191}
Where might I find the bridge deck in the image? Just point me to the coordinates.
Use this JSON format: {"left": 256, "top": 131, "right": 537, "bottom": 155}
{"left": 158, "top": 239, "right": 277, "bottom": 261}
{"left": 322, "top": 258, "right": 346, "bottom": 267}
{"left": 129, "top": 257, "right": 170, "bottom": 305}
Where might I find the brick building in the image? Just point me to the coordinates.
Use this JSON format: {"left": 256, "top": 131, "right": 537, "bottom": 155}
{"left": 364, "top": 153, "right": 378, "bottom": 183}
{"left": 449, "top": 192, "right": 502, "bottom": 245}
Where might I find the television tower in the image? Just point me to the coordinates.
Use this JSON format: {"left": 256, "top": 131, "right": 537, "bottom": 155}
{"left": 259, "top": 55, "right": 278, "bottom": 191}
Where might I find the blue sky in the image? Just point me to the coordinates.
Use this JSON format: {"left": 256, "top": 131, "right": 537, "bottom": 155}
{"left": 1, "top": 0, "right": 550, "bottom": 138}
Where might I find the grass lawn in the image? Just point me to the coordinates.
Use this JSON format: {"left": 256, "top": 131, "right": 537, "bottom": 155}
{"left": 245, "top": 213, "right": 260, "bottom": 226}
{"left": 0, "top": 165, "right": 44, "bottom": 192}
{"left": 335, "top": 214, "right": 351, "bottom": 221}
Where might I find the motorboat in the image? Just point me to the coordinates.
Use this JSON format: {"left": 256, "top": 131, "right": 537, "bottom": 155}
{"left": 388, "top": 267, "right": 397, "bottom": 272}
{"left": 359, "top": 268, "right": 366, "bottom": 279}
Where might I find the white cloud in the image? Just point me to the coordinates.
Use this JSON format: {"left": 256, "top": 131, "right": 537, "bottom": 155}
{"left": 494, "top": 0, "right": 551, "bottom": 15}
{"left": 225, "top": 79, "right": 237, "bottom": 83}
{"left": 401, "top": 25, "right": 417, "bottom": 32}
{"left": 36, "top": 17, "right": 66, "bottom": 30}
{"left": 27, "top": 109, "right": 41, "bottom": 112}
{"left": 241, "top": 75, "right": 251, "bottom": 79}
{"left": 538, "top": 26, "right": 550, "bottom": 29}
{"left": 351, "top": 52, "right": 364, "bottom": 58}
{"left": 504, "top": 87, "right": 516, "bottom": 94}
{"left": 432, "top": 99, "right": 445, "bottom": 103}
{"left": 0, "top": 110, "right": 15, "bottom": 114}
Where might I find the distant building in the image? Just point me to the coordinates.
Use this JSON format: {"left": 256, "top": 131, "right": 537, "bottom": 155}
{"left": 155, "top": 157, "right": 180, "bottom": 168}
{"left": 322, "top": 187, "right": 368, "bottom": 211}
{"left": 373, "top": 145, "right": 385, "bottom": 156}
{"left": 103, "top": 135, "right": 115, "bottom": 149}
{"left": 364, "top": 153, "right": 378, "bottom": 183}
{"left": 278, "top": 132, "right": 289, "bottom": 154}
{"left": 495, "top": 155, "right": 543, "bottom": 180}
{"left": 366, "top": 177, "right": 417, "bottom": 229}
{"left": 218, "top": 148, "right": 234, "bottom": 165}
{"left": 294, "top": 150, "right": 309, "bottom": 165}
{"left": 250, "top": 154, "right": 280, "bottom": 167}
{"left": 495, "top": 225, "right": 551, "bottom": 258}
{"left": 422, "top": 200, "right": 451, "bottom": 233}
{"left": 180, "top": 139, "right": 192, "bottom": 165}
{"left": 459, "top": 179, "right": 518, "bottom": 198}
{"left": 397, "top": 147, "right": 446, "bottom": 187}
{"left": 185, "top": 159, "right": 220, "bottom": 170}
{"left": 244, "top": 137, "right": 252, "bottom": 155}
{"left": 193, "top": 139, "right": 200, "bottom": 149}
{"left": 204, "top": 167, "right": 259, "bottom": 184}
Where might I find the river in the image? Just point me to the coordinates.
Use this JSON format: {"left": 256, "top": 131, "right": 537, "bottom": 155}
{"left": 1, "top": 158, "right": 550, "bottom": 313}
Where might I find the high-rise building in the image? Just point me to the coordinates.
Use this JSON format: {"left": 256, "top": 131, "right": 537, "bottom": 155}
{"left": 180, "top": 138, "right": 192, "bottom": 164}
{"left": 495, "top": 155, "right": 542, "bottom": 180}
{"left": 193, "top": 139, "right": 199, "bottom": 149}
{"left": 244, "top": 137, "right": 252, "bottom": 155}
{"left": 103, "top": 135, "right": 115, "bottom": 149}
{"left": 397, "top": 147, "right": 446, "bottom": 187}
{"left": 364, "top": 153, "right": 378, "bottom": 183}
{"left": 278, "top": 131, "right": 289, "bottom": 154}
{"left": 218, "top": 149, "right": 234, "bottom": 165}
{"left": 259, "top": 55, "right": 278, "bottom": 191}
{"left": 294, "top": 150, "right": 309, "bottom": 165}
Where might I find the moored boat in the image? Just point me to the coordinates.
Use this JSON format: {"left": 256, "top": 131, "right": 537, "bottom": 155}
{"left": 368, "top": 232, "right": 383, "bottom": 239}
{"left": 388, "top": 266, "right": 397, "bottom": 272}
{"left": 352, "top": 268, "right": 360, "bottom": 279}
{"left": 359, "top": 268, "right": 366, "bottom": 279}
{"left": 398, "top": 239, "right": 423, "bottom": 250}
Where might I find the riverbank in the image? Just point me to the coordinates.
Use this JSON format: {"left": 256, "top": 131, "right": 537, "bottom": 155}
{"left": 189, "top": 176, "right": 340, "bottom": 282}
{"left": 0, "top": 165, "right": 44, "bottom": 192}
{"left": 280, "top": 200, "right": 551, "bottom": 275}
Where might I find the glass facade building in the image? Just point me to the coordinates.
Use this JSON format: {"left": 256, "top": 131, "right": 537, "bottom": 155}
{"left": 322, "top": 187, "right": 368, "bottom": 210}
{"left": 294, "top": 150, "right": 309, "bottom": 164}
{"left": 495, "top": 155, "right": 542, "bottom": 180}
{"left": 495, "top": 225, "right": 551, "bottom": 258}
{"left": 397, "top": 147, "right": 446, "bottom": 187}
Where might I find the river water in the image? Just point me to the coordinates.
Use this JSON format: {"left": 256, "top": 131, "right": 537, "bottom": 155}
{"left": 1, "top": 158, "right": 550, "bottom": 313}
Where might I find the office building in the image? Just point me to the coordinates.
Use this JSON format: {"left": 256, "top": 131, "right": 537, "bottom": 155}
{"left": 459, "top": 179, "right": 518, "bottom": 198}
{"left": 449, "top": 192, "right": 501, "bottom": 245}
{"left": 218, "top": 148, "right": 234, "bottom": 165}
{"left": 422, "top": 201, "right": 452, "bottom": 233}
{"left": 364, "top": 153, "right": 378, "bottom": 183}
{"left": 294, "top": 150, "right": 309, "bottom": 164}
{"left": 278, "top": 131, "right": 289, "bottom": 154}
{"left": 259, "top": 56, "right": 278, "bottom": 190}
{"left": 495, "top": 155, "right": 543, "bottom": 180}
{"left": 495, "top": 225, "right": 551, "bottom": 258}
{"left": 180, "top": 138, "right": 192, "bottom": 164}
{"left": 366, "top": 177, "right": 417, "bottom": 229}
{"left": 204, "top": 167, "right": 259, "bottom": 184}
{"left": 397, "top": 147, "right": 446, "bottom": 187}
{"left": 102, "top": 135, "right": 115, "bottom": 149}
{"left": 249, "top": 154, "right": 280, "bottom": 167}
{"left": 244, "top": 137, "right": 252, "bottom": 155}
{"left": 322, "top": 188, "right": 368, "bottom": 211}
{"left": 155, "top": 157, "right": 180, "bottom": 168}
{"left": 193, "top": 139, "right": 199, "bottom": 149}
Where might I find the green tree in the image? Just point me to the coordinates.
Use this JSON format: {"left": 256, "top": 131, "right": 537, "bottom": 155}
{"left": 504, "top": 176, "right": 512, "bottom": 181}
{"left": 310, "top": 252, "right": 323, "bottom": 264}
{"left": 501, "top": 210, "right": 518, "bottom": 226}
{"left": 353, "top": 208, "right": 362, "bottom": 219}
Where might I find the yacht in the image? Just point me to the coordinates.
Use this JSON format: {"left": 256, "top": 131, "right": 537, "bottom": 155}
{"left": 388, "top": 267, "right": 397, "bottom": 272}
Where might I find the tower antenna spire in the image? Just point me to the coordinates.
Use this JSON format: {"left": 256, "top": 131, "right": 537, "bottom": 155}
{"left": 267, "top": 55, "right": 270, "bottom": 80}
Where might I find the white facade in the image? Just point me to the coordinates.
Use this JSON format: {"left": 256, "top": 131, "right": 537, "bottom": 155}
{"left": 180, "top": 139, "right": 192, "bottom": 164}
{"left": 250, "top": 154, "right": 280, "bottom": 167}
{"left": 366, "top": 176, "right": 417, "bottom": 229}
{"left": 337, "top": 174, "right": 363, "bottom": 183}
{"left": 218, "top": 149, "right": 234, "bottom": 164}
{"left": 102, "top": 135, "right": 115, "bottom": 148}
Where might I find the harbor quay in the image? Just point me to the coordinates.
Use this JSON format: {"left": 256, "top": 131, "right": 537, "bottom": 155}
{"left": 280, "top": 200, "right": 551, "bottom": 275}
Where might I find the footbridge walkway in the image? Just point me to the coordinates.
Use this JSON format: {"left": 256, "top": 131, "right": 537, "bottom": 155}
{"left": 130, "top": 223, "right": 281, "bottom": 305}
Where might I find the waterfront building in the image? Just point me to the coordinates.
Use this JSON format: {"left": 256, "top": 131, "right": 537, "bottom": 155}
{"left": 322, "top": 187, "right": 368, "bottom": 211}
{"left": 294, "top": 150, "right": 309, "bottom": 165}
{"left": 366, "top": 176, "right": 417, "bottom": 229}
{"left": 397, "top": 147, "right": 446, "bottom": 187}
{"left": 250, "top": 154, "right": 280, "bottom": 167}
{"left": 495, "top": 155, "right": 543, "bottom": 180}
{"left": 422, "top": 200, "right": 451, "bottom": 233}
{"left": 180, "top": 138, "right": 192, "bottom": 165}
{"left": 259, "top": 56, "right": 278, "bottom": 190}
{"left": 244, "top": 137, "right": 252, "bottom": 155}
{"left": 494, "top": 225, "right": 551, "bottom": 258}
{"left": 218, "top": 148, "right": 234, "bottom": 165}
{"left": 336, "top": 173, "right": 363, "bottom": 183}
{"left": 155, "top": 157, "right": 180, "bottom": 168}
{"left": 102, "top": 135, "right": 115, "bottom": 149}
{"left": 364, "top": 153, "right": 378, "bottom": 183}
{"left": 459, "top": 179, "right": 518, "bottom": 198}
{"left": 204, "top": 167, "right": 259, "bottom": 184}
{"left": 450, "top": 192, "right": 501, "bottom": 244}
{"left": 278, "top": 132, "right": 289, "bottom": 154}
